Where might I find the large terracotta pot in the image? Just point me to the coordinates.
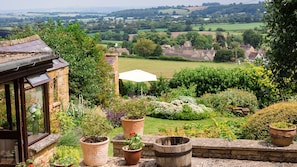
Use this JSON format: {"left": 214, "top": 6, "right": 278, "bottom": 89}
{"left": 121, "top": 117, "right": 145, "bottom": 139}
{"left": 122, "top": 146, "right": 142, "bottom": 165}
{"left": 269, "top": 124, "right": 296, "bottom": 147}
{"left": 80, "top": 136, "right": 109, "bottom": 166}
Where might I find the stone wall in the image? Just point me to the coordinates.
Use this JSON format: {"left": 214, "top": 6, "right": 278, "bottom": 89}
{"left": 47, "top": 64, "right": 69, "bottom": 113}
{"left": 112, "top": 135, "right": 297, "bottom": 163}
{"left": 28, "top": 134, "right": 60, "bottom": 166}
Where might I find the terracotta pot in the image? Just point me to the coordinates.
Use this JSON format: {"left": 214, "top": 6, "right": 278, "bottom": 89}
{"left": 121, "top": 117, "right": 145, "bottom": 139}
{"left": 80, "top": 136, "right": 109, "bottom": 166}
{"left": 269, "top": 124, "right": 296, "bottom": 147}
{"left": 122, "top": 146, "right": 142, "bottom": 165}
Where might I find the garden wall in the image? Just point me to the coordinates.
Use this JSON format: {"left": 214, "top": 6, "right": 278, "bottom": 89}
{"left": 112, "top": 135, "right": 297, "bottom": 163}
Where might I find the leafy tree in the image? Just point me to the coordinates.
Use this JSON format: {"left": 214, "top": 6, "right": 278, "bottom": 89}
{"left": 9, "top": 21, "right": 113, "bottom": 106}
{"left": 214, "top": 49, "right": 233, "bottom": 62}
{"left": 122, "top": 41, "right": 134, "bottom": 54}
{"left": 264, "top": 0, "right": 297, "bottom": 96}
{"left": 133, "top": 38, "right": 156, "bottom": 57}
{"left": 152, "top": 44, "right": 163, "bottom": 57}
{"left": 175, "top": 34, "right": 188, "bottom": 45}
{"left": 186, "top": 32, "right": 213, "bottom": 49}
{"left": 242, "top": 29, "right": 262, "bottom": 48}
{"left": 216, "top": 32, "right": 226, "bottom": 48}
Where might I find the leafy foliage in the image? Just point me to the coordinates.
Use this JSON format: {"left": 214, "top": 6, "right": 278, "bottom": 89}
{"left": 80, "top": 111, "right": 112, "bottom": 137}
{"left": 124, "top": 131, "right": 145, "bottom": 150}
{"left": 133, "top": 38, "right": 157, "bottom": 57}
{"left": 242, "top": 29, "right": 262, "bottom": 48}
{"left": 149, "top": 96, "right": 213, "bottom": 120}
{"left": 197, "top": 88, "right": 258, "bottom": 113}
{"left": 9, "top": 20, "right": 113, "bottom": 106}
{"left": 51, "top": 146, "right": 80, "bottom": 166}
{"left": 264, "top": 1, "right": 297, "bottom": 97}
{"left": 148, "top": 76, "right": 170, "bottom": 97}
{"left": 169, "top": 65, "right": 279, "bottom": 108}
{"left": 107, "top": 98, "right": 150, "bottom": 119}
{"left": 241, "top": 102, "right": 297, "bottom": 140}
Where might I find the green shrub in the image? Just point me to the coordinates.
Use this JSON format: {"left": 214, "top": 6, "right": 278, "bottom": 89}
{"left": 57, "top": 129, "right": 80, "bottom": 147}
{"left": 169, "top": 65, "right": 279, "bottom": 108}
{"left": 149, "top": 76, "right": 170, "bottom": 96}
{"left": 241, "top": 102, "right": 297, "bottom": 140}
{"left": 50, "top": 146, "right": 80, "bottom": 166}
{"left": 197, "top": 88, "right": 258, "bottom": 113}
{"left": 149, "top": 96, "right": 213, "bottom": 120}
{"left": 119, "top": 80, "right": 148, "bottom": 96}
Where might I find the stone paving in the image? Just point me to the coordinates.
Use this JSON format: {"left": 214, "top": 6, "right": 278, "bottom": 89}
{"left": 81, "top": 157, "right": 297, "bottom": 167}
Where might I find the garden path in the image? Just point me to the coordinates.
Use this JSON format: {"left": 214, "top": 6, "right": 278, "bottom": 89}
{"left": 81, "top": 157, "right": 297, "bottom": 167}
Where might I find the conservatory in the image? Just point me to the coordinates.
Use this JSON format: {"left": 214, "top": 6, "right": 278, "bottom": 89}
{"left": 0, "top": 35, "right": 68, "bottom": 166}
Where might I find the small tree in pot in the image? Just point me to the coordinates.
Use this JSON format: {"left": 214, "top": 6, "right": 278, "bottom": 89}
{"left": 79, "top": 111, "right": 113, "bottom": 166}
{"left": 119, "top": 98, "right": 149, "bottom": 139}
{"left": 107, "top": 97, "right": 149, "bottom": 139}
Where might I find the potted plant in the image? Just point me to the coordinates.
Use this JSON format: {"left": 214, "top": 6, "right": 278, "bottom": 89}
{"left": 269, "top": 122, "right": 296, "bottom": 147}
{"left": 122, "top": 131, "right": 145, "bottom": 165}
{"left": 116, "top": 98, "right": 148, "bottom": 139}
{"left": 79, "top": 111, "right": 113, "bottom": 166}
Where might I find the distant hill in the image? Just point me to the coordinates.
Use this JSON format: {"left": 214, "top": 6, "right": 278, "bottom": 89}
{"left": 107, "top": 3, "right": 264, "bottom": 19}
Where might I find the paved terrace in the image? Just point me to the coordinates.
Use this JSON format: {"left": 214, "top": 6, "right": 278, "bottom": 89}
{"left": 103, "top": 135, "right": 297, "bottom": 167}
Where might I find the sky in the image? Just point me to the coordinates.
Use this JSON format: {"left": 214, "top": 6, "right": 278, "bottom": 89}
{"left": 0, "top": 0, "right": 262, "bottom": 11}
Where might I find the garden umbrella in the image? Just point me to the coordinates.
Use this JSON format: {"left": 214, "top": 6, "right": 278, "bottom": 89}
{"left": 119, "top": 69, "right": 157, "bottom": 95}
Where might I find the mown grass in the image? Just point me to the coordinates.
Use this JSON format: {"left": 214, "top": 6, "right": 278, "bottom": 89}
{"left": 108, "top": 115, "right": 246, "bottom": 156}
{"left": 119, "top": 57, "right": 241, "bottom": 78}
{"left": 193, "top": 22, "right": 263, "bottom": 32}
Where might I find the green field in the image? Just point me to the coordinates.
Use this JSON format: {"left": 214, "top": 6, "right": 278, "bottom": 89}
{"left": 119, "top": 57, "right": 241, "bottom": 78}
{"left": 193, "top": 22, "right": 263, "bottom": 32}
{"left": 159, "top": 9, "right": 190, "bottom": 15}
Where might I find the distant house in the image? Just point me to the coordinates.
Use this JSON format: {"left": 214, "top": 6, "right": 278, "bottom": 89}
{"left": 0, "top": 35, "right": 69, "bottom": 166}
{"left": 161, "top": 45, "right": 216, "bottom": 61}
{"left": 108, "top": 47, "right": 130, "bottom": 56}
{"left": 240, "top": 44, "right": 255, "bottom": 59}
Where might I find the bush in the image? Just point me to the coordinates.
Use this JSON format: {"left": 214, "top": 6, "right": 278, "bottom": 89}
{"left": 50, "top": 146, "right": 80, "bottom": 166}
{"left": 149, "top": 96, "right": 213, "bottom": 120}
{"left": 169, "top": 65, "right": 279, "bottom": 108}
{"left": 119, "top": 81, "right": 149, "bottom": 97}
{"left": 105, "top": 109, "right": 125, "bottom": 128}
{"left": 149, "top": 76, "right": 170, "bottom": 96}
{"left": 197, "top": 88, "right": 258, "bottom": 113}
{"left": 241, "top": 102, "right": 297, "bottom": 140}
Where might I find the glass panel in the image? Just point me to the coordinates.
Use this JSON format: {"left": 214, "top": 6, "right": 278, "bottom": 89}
{"left": 0, "top": 83, "right": 17, "bottom": 131}
{"left": 25, "top": 85, "right": 45, "bottom": 143}
{"left": 0, "top": 139, "right": 19, "bottom": 165}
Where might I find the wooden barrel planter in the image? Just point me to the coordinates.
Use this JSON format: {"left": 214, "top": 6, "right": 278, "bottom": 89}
{"left": 153, "top": 136, "right": 192, "bottom": 167}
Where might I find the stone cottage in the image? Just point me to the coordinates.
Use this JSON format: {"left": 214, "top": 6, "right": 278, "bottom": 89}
{"left": 0, "top": 35, "right": 69, "bottom": 166}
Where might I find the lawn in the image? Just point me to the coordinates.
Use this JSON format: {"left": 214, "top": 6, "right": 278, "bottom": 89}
{"left": 119, "top": 57, "right": 242, "bottom": 78}
{"left": 193, "top": 22, "right": 263, "bottom": 32}
{"left": 108, "top": 116, "right": 246, "bottom": 156}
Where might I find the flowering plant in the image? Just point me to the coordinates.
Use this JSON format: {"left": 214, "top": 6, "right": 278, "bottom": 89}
{"left": 125, "top": 131, "right": 145, "bottom": 150}
{"left": 28, "top": 103, "right": 41, "bottom": 122}
{"left": 15, "top": 159, "right": 34, "bottom": 167}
